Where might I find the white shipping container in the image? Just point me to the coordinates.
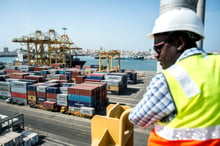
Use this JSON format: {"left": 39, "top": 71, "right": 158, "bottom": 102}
{"left": 5, "top": 78, "right": 19, "bottom": 82}
{"left": 48, "top": 69, "right": 58, "bottom": 74}
{"left": 61, "top": 83, "right": 75, "bottom": 87}
{"left": 46, "top": 74, "right": 53, "bottom": 78}
{"left": 18, "top": 65, "right": 34, "bottom": 72}
{"left": 3, "top": 132, "right": 23, "bottom": 145}
{"left": 0, "top": 87, "right": 11, "bottom": 92}
{"left": 10, "top": 81, "right": 28, "bottom": 88}
{"left": 105, "top": 75, "right": 123, "bottom": 81}
{"left": 5, "top": 65, "right": 17, "bottom": 70}
{"left": 0, "top": 91, "right": 11, "bottom": 97}
{"left": 68, "top": 106, "right": 80, "bottom": 112}
{"left": 22, "top": 131, "right": 39, "bottom": 145}
{"left": 0, "top": 81, "right": 10, "bottom": 89}
{"left": 47, "top": 98, "right": 56, "bottom": 102}
{"left": 0, "top": 136, "right": 14, "bottom": 146}
{"left": 57, "top": 93, "right": 68, "bottom": 100}
{"left": 60, "top": 87, "right": 68, "bottom": 94}
{"left": 57, "top": 99, "right": 68, "bottom": 106}
{"left": 36, "top": 85, "right": 48, "bottom": 92}
{"left": 11, "top": 87, "right": 27, "bottom": 93}
{"left": 53, "top": 74, "right": 62, "bottom": 79}
{"left": 102, "top": 80, "right": 121, "bottom": 86}
{"left": 23, "top": 137, "right": 32, "bottom": 146}
{"left": 80, "top": 107, "right": 95, "bottom": 116}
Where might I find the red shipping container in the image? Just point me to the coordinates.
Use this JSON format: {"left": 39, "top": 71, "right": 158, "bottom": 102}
{"left": 60, "top": 75, "right": 67, "bottom": 80}
{"left": 72, "top": 71, "right": 80, "bottom": 77}
{"left": 46, "top": 93, "right": 57, "bottom": 99}
{"left": 11, "top": 92, "right": 27, "bottom": 99}
{"left": 37, "top": 92, "right": 47, "bottom": 97}
{"left": 50, "top": 63, "right": 64, "bottom": 68}
{"left": 68, "top": 85, "right": 97, "bottom": 97}
{"left": 44, "top": 101, "right": 56, "bottom": 110}
{"left": 6, "top": 69, "right": 23, "bottom": 74}
{"left": 24, "top": 75, "right": 45, "bottom": 82}
{"left": 8, "top": 73, "right": 29, "bottom": 79}
{"left": 28, "top": 90, "right": 36, "bottom": 96}
{"left": 34, "top": 67, "right": 49, "bottom": 71}
{"left": 75, "top": 75, "right": 85, "bottom": 84}
{"left": 84, "top": 79, "right": 101, "bottom": 82}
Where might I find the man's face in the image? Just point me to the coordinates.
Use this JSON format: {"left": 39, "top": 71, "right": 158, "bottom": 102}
{"left": 153, "top": 34, "right": 181, "bottom": 69}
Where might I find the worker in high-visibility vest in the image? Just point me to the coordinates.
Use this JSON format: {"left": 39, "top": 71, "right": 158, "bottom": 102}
{"left": 129, "top": 8, "right": 220, "bottom": 146}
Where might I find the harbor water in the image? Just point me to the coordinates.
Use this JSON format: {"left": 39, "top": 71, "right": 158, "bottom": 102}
{"left": 0, "top": 56, "right": 157, "bottom": 71}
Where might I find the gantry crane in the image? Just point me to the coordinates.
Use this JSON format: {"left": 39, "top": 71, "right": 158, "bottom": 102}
{"left": 98, "top": 50, "right": 120, "bottom": 72}
{"left": 13, "top": 29, "right": 82, "bottom": 67}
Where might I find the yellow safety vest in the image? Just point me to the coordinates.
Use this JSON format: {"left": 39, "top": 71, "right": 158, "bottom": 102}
{"left": 155, "top": 54, "right": 220, "bottom": 142}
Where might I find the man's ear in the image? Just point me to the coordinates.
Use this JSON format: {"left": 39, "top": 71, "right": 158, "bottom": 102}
{"left": 176, "top": 36, "right": 185, "bottom": 52}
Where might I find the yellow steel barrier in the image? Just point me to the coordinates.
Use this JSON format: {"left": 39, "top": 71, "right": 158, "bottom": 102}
{"left": 91, "top": 103, "right": 133, "bottom": 146}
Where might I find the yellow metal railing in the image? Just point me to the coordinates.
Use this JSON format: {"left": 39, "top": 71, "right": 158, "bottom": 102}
{"left": 91, "top": 103, "right": 133, "bottom": 146}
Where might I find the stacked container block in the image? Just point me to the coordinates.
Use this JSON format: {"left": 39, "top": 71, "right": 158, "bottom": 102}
{"left": 10, "top": 81, "right": 32, "bottom": 104}
{"left": 0, "top": 81, "right": 11, "bottom": 100}
{"left": 27, "top": 84, "right": 37, "bottom": 104}
{"left": 102, "top": 73, "right": 128, "bottom": 95}
{"left": 85, "top": 73, "right": 105, "bottom": 82}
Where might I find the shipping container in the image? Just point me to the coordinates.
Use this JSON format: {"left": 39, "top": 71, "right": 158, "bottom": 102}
{"left": 46, "top": 87, "right": 60, "bottom": 94}
{"left": 5, "top": 78, "right": 19, "bottom": 82}
{"left": 8, "top": 72, "right": 29, "bottom": 79}
{"left": 60, "top": 87, "right": 68, "bottom": 94}
{"left": 74, "top": 75, "right": 86, "bottom": 84}
{"left": 10, "top": 81, "right": 32, "bottom": 93}
{"left": 36, "top": 85, "right": 48, "bottom": 92}
{"left": 18, "top": 65, "right": 34, "bottom": 72}
{"left": 37, "top": 97, "right": 47, "bottom": 103}
{"left": 0, "top": 91, "right": 11, "bottom": 100}
{"left": 11, "top": 97, "right": 27, "bottom": 105}
{"left": 11, "top": 92, "right": 27, "bottom": 99}
{"left": 57, "top": 99, "right": 68, "bottom": 106}
{"left": 57, "top": 93, "right": 68, "bottom": 100}
{"left": 0, "top": 81, "right": 10, "bottom": 89}
{"left": 80, "top": 107, "right": 95, "bottom": 117}
{"left": 0, "top": 136, "right": 14, "bottom": 146}
{"left": 24, "top": 75, "right": 45, "bottom": 82}
{"left": 44, "top": 101, "right": 56, "bottom": 110}
{"left": 28, "top": 95, "right": 37, "bottom": 103}
{"left": 61, "top": 83, "right": 75, "bottom": 87}
{"left": 22, "top": 131, "right": 39, "bottom": 145}
{"left": 27, "top": 84, "right": 37, "bottom": 91}
{"left": 23, "top": 136, "right": 32, "bottom": 146}
{"left": 46, "top": 93, "right": 57, "bottom": 99}
{"left": 47, "top": 98, "right": 56, "bottom": 103}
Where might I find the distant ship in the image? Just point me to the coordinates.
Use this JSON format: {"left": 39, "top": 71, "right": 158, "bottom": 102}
{"left": 16, "top": 49, "right": 86, "bottom": 67}
{"left": 115, "top": 56, "right": 144, "bottom": 60}
{"left": 94, "top": 56, "right": 106, "bottom": 59}
{"left": 71, "top": 56, "right": 86, "bottom": 67}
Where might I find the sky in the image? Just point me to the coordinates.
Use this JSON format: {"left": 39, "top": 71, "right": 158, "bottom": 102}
{"left": 0, "top": 0, "right": 220, "bottom": 52}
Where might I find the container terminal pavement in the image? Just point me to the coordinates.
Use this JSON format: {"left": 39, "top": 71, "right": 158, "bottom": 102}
{"left": 0, "top": 69, "right": 155, "bottom": 145}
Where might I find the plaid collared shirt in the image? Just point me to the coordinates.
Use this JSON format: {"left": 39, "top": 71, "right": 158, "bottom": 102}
{"left": 129, "top": 48, "right": 207, "bottom": 128}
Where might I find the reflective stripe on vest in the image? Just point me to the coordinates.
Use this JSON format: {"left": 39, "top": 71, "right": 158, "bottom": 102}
{"left": 167, "top": 64, "right": 199, "bottom": 98}
{"left": 155, "top": 123, "right": 220, "bottom": 140}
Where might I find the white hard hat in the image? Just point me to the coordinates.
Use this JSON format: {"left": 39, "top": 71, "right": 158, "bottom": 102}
{"left": 148, "top": 8, "right": 204, "bottom": 40}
